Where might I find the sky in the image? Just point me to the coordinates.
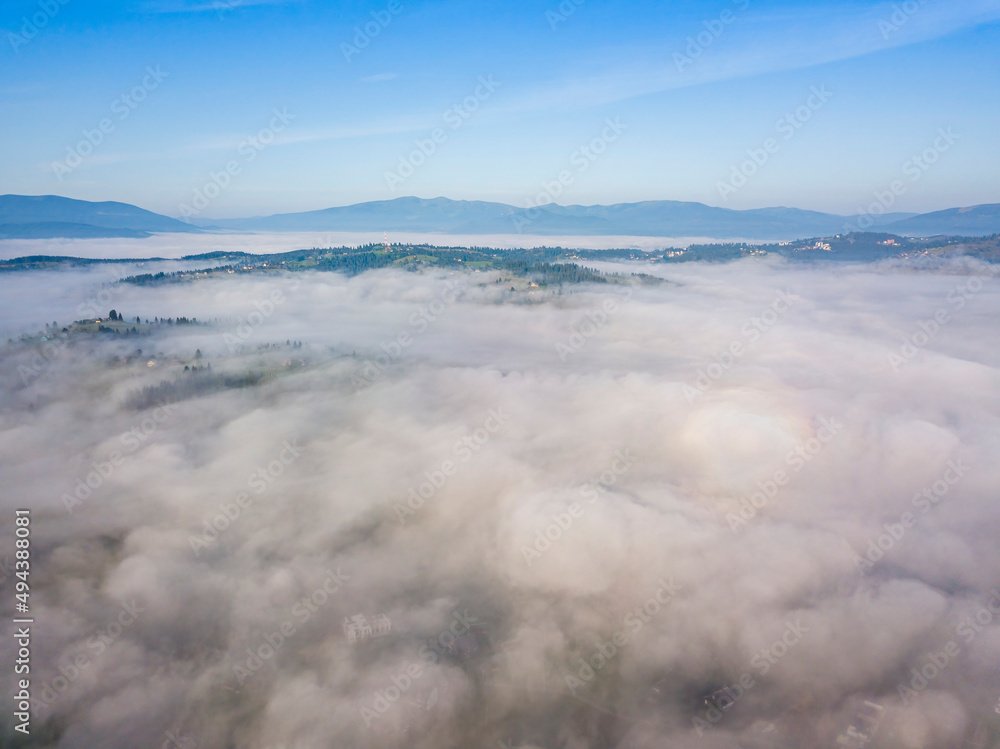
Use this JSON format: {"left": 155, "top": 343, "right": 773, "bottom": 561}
{"left": 1, "top": 0, "right": 999, "bottom": 218}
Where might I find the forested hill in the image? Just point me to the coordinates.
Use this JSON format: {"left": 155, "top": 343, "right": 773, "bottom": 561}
{"left": 114, "top": 243, "right": 658, "bottom": 287}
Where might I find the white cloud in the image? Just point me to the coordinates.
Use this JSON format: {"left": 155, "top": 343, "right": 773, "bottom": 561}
{"left": 1, "top": 254, "right": 998, "bottom": 746}
{"left": 361, "top": 73, "right": 399, "bottom": 83}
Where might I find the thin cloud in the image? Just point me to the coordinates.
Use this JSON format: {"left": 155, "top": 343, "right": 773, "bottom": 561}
{"left": 496, "top": 0, "right": 1000, "bottom": 115}
{"left": 134, "top": 0, "right": 301, "bottom": 14}
{"left": 361, "top": 73, "right": 399, "bottom": 83}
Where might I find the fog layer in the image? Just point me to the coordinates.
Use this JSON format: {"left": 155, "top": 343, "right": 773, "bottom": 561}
{"left": 2, "top": 256, "right": 999, "bottom": 748}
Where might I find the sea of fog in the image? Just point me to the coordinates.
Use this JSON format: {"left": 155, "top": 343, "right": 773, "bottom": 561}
{"left": 1, "top": 252, "right": 999, "bottom": 748}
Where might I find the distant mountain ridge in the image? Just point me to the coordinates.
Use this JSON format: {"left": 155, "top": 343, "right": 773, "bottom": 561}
{"left": 1, "top": 194, "right": 998, "bottom": 240}
{"left": 191, "top": 196, "right": 922, "bottom": 239}
{"left": 879, "top": 204, "right": 1000, "bottom": 236}
{"left": 0, "top": 195, "right": 200, "bottom": 236}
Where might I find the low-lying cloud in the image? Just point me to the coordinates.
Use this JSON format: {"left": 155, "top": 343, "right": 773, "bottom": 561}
{"left": 1, "top": 254, "right": 999, "bottom": 748}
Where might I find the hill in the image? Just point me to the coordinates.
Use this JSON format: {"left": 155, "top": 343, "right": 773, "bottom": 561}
{"left": 0, "top": 195, "right": 200, "bottom": 235}
{"left": 883, "top": 204, "right": 1000, "bottom": 236}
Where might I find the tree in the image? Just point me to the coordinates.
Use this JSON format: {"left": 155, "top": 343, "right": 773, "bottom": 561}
{"left": 195, "top": 349, "right": 203, "bottom": 360}
{"left": 109, "top": 309, "right": 118, "bottom": 321}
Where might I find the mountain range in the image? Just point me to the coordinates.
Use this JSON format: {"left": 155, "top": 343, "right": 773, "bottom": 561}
{"left": 1, "top": 194, "right": 998, "bottom": 241}
{"left": 0, "top": 195, "right": 199, "bottom": 238}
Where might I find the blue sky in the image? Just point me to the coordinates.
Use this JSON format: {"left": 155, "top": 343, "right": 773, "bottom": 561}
{"left": 1, "top": 0, "right": 998, "bottom": 218}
